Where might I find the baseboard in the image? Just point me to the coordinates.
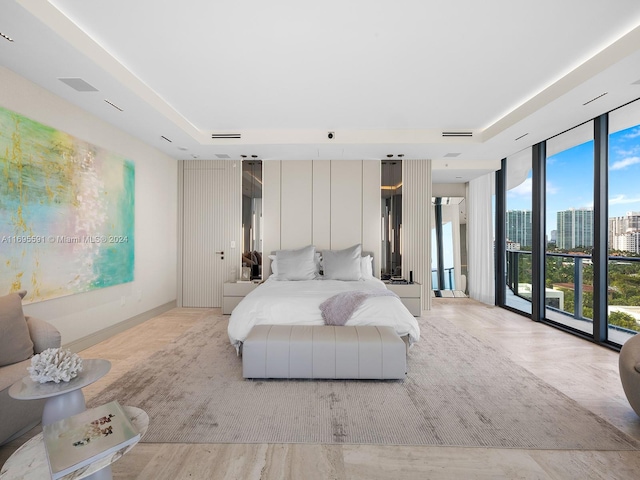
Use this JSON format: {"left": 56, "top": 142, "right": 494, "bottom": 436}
{"left": 64, "top": 300, "right": 177, "bottom": 353}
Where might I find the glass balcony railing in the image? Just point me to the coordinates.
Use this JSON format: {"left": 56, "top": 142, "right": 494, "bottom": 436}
{"left": 432, "top": 267, "right": 455, "bottom": 290}
{"left": 505, "top": 249, "right": 639, "bottom": 345}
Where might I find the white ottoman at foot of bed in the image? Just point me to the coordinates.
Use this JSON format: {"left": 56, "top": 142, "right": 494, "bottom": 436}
{"left": 242, "top": 325, "right": 406, "bottom": 379}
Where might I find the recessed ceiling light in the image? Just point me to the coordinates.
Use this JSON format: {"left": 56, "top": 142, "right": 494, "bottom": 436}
{"left": 178, "top": 146, "right": 189, "bottom": 151}
{"left": 0, "top": 31, "right": 14, "bottom": 42}
{"left": 387, "top": 154, "right": 393, "bottom": 158}
{"left": 191, "top": 154, "right": 199, "bottom": 159}
{"left": 241, "top": 155, "right": 247, "bottom": 158}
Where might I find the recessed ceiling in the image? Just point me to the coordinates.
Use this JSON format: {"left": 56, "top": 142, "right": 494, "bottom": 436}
{"left": 1, "top": 0, "right": 640, "bottom": 183}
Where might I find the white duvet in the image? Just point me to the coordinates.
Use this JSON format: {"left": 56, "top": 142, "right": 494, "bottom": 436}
{"left": 227, "top": 277, "right": 421, "bottom": 351}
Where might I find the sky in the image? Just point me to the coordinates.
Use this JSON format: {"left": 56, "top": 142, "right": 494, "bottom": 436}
{"left": 507, "top": 123, "right": 640, "bottom": 235}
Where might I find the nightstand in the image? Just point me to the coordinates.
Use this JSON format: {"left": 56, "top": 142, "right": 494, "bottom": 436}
{"left": 222, "top": 282, "right": 259, "bottom": 314}
{"left": 385, "top": 282, "right": 422, "bottom": 316}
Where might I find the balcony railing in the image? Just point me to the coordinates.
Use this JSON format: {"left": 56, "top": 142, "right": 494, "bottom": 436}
{"left": 505, "top": 249, "right": 640, "bottom": 342}
{"left": 432, "top": 267, "right": 455, "bottom": 290}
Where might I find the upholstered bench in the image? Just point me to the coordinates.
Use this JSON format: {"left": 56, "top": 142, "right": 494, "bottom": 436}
{"left": 242, "top": 325, "right": 406, "bottom": 379}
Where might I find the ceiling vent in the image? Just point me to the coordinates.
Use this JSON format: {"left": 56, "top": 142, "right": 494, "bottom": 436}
{"left": 583, "top": 92, "right": 607, "bottom": 106}
{"left": 211, "top": 133, "right": 241, "bottom": 139}
{"left": 58, "top": 77, "right": 98, "bottom": 92}
{"left": 444, "top": 152, "right": 461, "bottom": 157}
{"left": 442, "top": 131, "right": 473, "bottom": 137}
{"left": 215, "top": 154, "right": 231, "bottom": 159}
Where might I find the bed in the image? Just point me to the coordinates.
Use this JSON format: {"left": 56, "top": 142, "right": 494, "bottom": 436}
{"left": 227, "top": 244, "right": 421, "bottom": 354}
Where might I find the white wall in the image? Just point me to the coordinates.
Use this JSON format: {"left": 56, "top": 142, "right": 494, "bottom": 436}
{"left": 263, "top": 160, "right": 381, "bottom": 276}
{"left": 0, "top": 67, "right": 177, "bottom": 345}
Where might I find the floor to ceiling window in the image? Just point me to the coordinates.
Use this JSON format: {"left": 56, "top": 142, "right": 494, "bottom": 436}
{"left": 505, "top": 147, "right": 533, "bottom": 314}
{"left": 545, "top": 122, "right": 594, "bottom": 335}
{"left": 608, "top": 99, "right": 640, "bottom": 345}
{"left": 497, "top": 97, "right": 640, "bottom": 349}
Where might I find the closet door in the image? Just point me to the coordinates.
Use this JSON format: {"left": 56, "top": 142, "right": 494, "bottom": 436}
{"left": 182, "top": 160, "right": 241, "bottom": 307}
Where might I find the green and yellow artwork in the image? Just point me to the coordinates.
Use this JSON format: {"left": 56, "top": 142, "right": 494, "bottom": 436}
{"left": 0, "top": 106, "right": 135, "bottom": 303}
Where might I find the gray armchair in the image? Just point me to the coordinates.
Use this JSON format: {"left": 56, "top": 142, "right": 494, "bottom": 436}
{"left": 0, "top": 291, "right": 61, "bottom": 445}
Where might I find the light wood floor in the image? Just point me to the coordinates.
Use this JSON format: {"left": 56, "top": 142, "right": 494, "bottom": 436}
{"left": 3, "top": 299, "right": 640, "bottom": 479}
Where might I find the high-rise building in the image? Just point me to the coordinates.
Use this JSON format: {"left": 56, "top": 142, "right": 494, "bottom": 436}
{"left": 556, "top": 208, "right": 593, "bottom": 250}
{"left": 506, "top": 210, "right": 532, "bottom": 247}
{"left": 609, "top": 212, "right": 640, "bottom": 253}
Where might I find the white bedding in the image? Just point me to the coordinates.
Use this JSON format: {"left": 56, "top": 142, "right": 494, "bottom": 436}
{"left": 227, "top": 277, "right": 421, "bottom": 351}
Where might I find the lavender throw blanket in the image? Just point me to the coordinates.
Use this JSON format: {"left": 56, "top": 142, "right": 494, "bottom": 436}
{"left": 319, "top": 289, "right": 399, "bottom": 326}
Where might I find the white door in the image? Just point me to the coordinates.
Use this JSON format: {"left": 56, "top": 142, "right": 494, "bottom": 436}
{"left": 182, "top": 160, "right": 241, "bottom": 307}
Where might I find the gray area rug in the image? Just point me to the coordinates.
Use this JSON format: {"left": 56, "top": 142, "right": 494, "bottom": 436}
{"left": 89, "top": 314, "right": 640, "bottom": 449}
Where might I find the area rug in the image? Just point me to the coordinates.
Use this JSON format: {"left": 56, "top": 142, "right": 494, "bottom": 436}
{"left": 88, "top": 314, "right": 640, "bottom": 450}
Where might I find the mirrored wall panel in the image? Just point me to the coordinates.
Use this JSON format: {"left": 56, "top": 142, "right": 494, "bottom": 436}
{"left": 242, "top": 160, "right": 262, "bottom": 280}
{"left": 381, "top": 159, "right": 402, "bottom": 280}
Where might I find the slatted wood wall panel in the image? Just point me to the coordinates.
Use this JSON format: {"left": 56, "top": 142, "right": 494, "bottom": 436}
{"left": 181, "top": 160, "right": 241, "bottom": 307}
{"left": 402, "top": 159, "right": 432, "bottom": 311}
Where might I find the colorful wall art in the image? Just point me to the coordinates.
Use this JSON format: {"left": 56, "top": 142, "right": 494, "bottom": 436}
{"left": 0, "top": 106, "right": 135, "bottom": 303}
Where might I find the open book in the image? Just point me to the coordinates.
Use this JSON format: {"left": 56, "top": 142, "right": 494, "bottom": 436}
{"left": 43, "top": 400, "right": 140, "bottom": 479}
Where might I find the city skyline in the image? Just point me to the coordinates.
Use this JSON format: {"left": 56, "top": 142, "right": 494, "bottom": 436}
{"left": 507, "top": 123, "right": 640, "bottom": 236}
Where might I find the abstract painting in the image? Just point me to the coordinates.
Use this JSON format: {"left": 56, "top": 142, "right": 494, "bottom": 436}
{"left": 0, "top": 106, "right": 135, "bottom": 303}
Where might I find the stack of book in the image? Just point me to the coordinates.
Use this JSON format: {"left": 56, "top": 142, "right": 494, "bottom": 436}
{"left": 43, "top": 400, "right": 140, "bottom": 479}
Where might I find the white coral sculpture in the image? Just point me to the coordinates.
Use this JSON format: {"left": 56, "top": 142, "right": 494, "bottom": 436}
{"left": 28, "top": 348, "right": 83, "bottom": 383}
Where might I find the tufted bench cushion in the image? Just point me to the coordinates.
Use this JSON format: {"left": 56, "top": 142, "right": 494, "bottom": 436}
{"left": 242, "top": 325, "right": 406, "bottom": 379}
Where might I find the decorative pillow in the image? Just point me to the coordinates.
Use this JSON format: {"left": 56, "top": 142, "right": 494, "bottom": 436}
{"left": 0, "top": 290, "right": 35, "bottom": 366}
{"left": 323, "top": 244, "right": 362, "bottom": 281}
{"left": 360, "top": 255, "right": 373, "bottom": 279}
{"left": 268, "top": 254, "right": 278, "bottom": 276}
{"left": 274, "top": 245, "right": 318, "bottom": 281}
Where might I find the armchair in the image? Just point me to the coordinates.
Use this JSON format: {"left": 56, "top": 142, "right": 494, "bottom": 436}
{"left": 0, "top": 291, "right": 61, "bottom": 445}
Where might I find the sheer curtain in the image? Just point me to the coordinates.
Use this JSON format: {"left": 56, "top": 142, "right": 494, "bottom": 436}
{"left": 467, "top": 172, "right": 495, "bottom": 305}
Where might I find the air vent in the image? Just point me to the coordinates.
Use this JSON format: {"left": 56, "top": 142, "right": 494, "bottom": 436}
{"left": 104, "top": 99, "right": 123, "bottom": 111}
{"left": 211, "top": 133, "right": 241, "bottom": 139}
{"left": 0, "top": 31, "right": 14, "bottom": 42}
{"left": 215, "top": 154, "right": 231, "bottom": 159}
{"left": 442, "top": 131, "right": 473, "bottom": 137}
{"left": 161, "top": 135, "right": 172, "bottom": 143}
{"left": 583, "top": 92, "right": 607, "bottom": 106}
{"left": 444, "top": 152, "right": 461, "bottom": 158}
{"left": 59, "top": 77, "right": 98, "bottom": 92}
{"left": 514, "top": 133, "right": 529, "bottom": 141}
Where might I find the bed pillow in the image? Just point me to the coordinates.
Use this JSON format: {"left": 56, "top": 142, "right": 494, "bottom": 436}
{"left": 274, "top": 245, "right": 318, "bottom": 280}
{"left": 323, "top": 244, "right": 362, "bottom": 281}
{"left": 0, "top": 290, "right": 34, "bottom": 366}
{"left": 360, "top": 255, "right": 373, "bottom": 279}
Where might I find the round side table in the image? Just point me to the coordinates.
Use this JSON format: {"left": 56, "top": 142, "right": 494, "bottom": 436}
{"left": 9, "top": 359, "right": 111, "bottom": 426}
{"left": 0, "top": 406, "right": 148, "bottom": 480}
